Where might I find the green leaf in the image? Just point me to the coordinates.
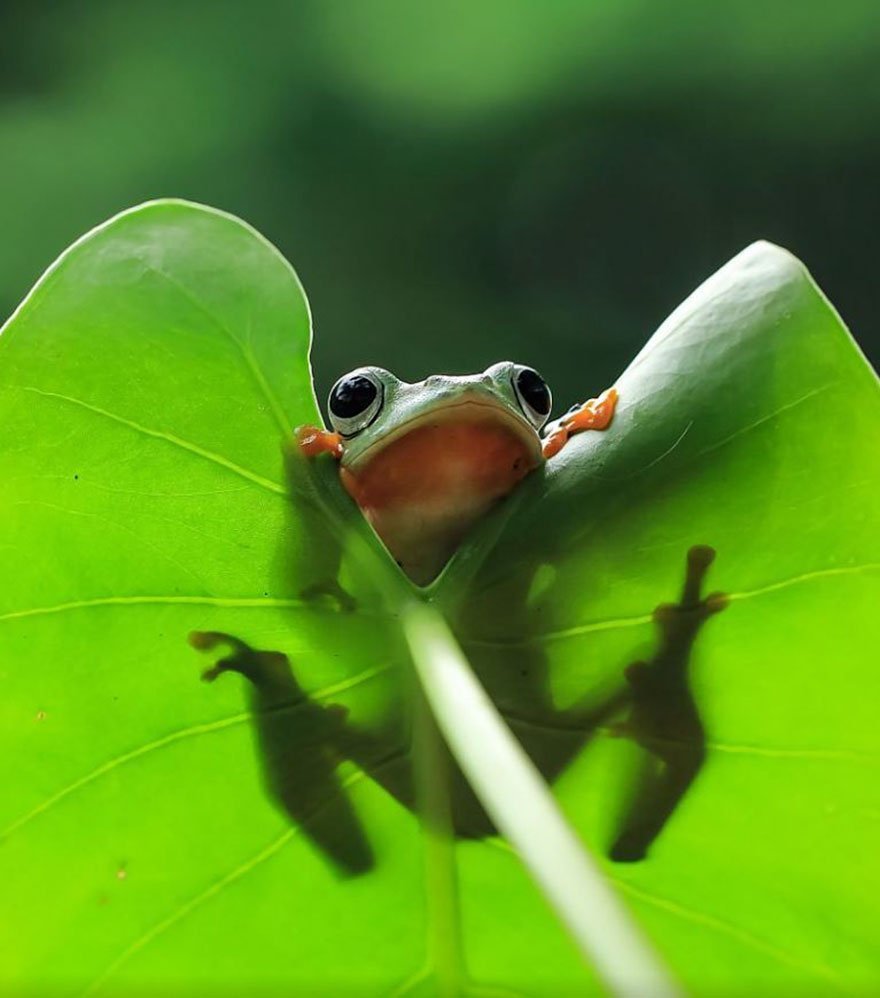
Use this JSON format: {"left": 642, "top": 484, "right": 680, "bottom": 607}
{"left": 0, "top": 202, "right": 417, "bottom": 994}
{"left": 441, "top": 242, "right": 880, "bottom": 992}
{"left": 1, "top": 201, "right": 877, "bottom": 995}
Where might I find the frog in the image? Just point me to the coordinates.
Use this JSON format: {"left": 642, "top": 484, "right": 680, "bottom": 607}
{"left": 295, "top": 362, "right": 618, "bottom": 585}
{"left": 192, "top": 365, "right": 724, "bottom": 873}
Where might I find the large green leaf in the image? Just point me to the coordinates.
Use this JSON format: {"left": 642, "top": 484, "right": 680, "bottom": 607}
{"left": 442, "top": 243, "right": 880, "bottom": 992}
{"left": 1, "top": 201, "right": 877, "bottom": 994}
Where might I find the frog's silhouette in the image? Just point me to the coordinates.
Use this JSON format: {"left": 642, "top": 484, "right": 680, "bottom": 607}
{"left": 192, "top": 545, "right": 725, "bottom": 876}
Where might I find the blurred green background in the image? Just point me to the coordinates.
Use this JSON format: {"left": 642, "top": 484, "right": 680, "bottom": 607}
{"left": 1, "top": 0, "right": 878, "bottom": 409}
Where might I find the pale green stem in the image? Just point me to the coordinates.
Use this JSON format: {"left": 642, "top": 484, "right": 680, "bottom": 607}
{"left": 402, "top": 601, "right": 682, "bottom": 998}
{"left": 413, "top": 689, "right": 462, "bottom": 997}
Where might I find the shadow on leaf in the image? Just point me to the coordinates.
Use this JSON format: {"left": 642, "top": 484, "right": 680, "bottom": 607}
{"left": 191, "top": 544, "right": 726, "bottom": 874}
{"left": 607, "top": 544, "right": 728, "bottom": 861}
{"left": 189, "top": 631, "right": 376, "bottom": 877}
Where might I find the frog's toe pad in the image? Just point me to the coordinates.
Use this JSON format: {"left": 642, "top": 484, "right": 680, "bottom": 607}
{"left": 189, "top": 630, "right": 242, "bottom": 653}
{"left": 189, "top": 630, "right": 254, "bottom": 683}
{"left": 705, "top": 591, "right": 730, "bottom": 613}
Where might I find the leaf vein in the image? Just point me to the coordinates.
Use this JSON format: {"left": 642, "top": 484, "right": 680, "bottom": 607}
{"left": 485, "top": 838, "right": 846, "bottom": 989}
{"left": 500, "top": 713, "right": 879, "bottom": 764}
{"left": 464, "top": 562, "right": 880, "bottom": 649}
{"left": 82, "top": 826, "right": 298, "bottom": 995}
{"left": 82, "top": 753, "right": 404, "bottom": 995}
{"left": 6, "top": 384, "right": 286, "bottom": 496}
{"left": 1, "top": 663, "right": 391, "bottom": 839}
{"left": 463, "top": 613, "right": 654, "bottom": 648}
{"left": 727, "top": 562, "right": 880, "bottom": 603}
{"left": 141, "top": 262, "right": 294, "bottom": 436}
{"left": 609, "top": 877, "right": 848, "bottom": 989}
{"left": 384, "top": 967, "right": 430, "bottom": 997}
{"left": 695, "top": 383, "right": 831, "bottom": 460}
{"left": 0, "top": 594, "right": 312, "bottom": 623}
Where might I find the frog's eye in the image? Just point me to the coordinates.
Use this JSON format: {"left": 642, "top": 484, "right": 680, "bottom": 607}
{"left": 513, "top": 366, "right": 552, "bottom": 430}
{"left": 327, "top": 370, "right": 385, "bottom": 437}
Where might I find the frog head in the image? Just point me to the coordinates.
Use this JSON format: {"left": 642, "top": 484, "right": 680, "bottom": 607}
{"left": 325, "top": 363, "right": 552, "bottom": 586}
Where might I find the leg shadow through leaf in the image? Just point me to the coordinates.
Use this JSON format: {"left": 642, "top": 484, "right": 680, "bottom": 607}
{"left": 189, "top": 632, "right": 377, "bottom": 877}
{"left": 608, "top": 545, "right": 728, "bottom": 861}
{"left": 190, "top": 545, "right": 726, "bottom": 873}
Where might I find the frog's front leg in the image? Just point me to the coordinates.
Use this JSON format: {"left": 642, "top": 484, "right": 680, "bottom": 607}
{"left": 295, "top": 425, "right": 343, "bottom": 459}
{"left": 542, "top": 387, "right": 619, "bottom": 459}
{"left": 284, "top": 430, "right": 359, "bottom": 613}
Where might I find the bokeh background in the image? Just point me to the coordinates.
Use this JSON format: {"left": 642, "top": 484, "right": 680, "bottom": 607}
{"left": 1, "top": 0, "right": 878, "bottom": 409}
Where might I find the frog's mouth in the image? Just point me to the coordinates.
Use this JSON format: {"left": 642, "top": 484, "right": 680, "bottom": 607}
{"left": 340, "top": 399, "right": 543, "bottom": 586}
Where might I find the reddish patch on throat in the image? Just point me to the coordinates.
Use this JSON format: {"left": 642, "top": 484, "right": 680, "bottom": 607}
{"left": 342, "top": 420, "right": 534, "bottom": 509}
{"left": 340, "top": 418, "right": 539, "bottom": 584}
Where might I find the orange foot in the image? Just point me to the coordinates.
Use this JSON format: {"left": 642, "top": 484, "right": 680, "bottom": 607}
{"left": 296, "top": 424, "right": 343, "bottom": 459}
{"left": 542, "top": 387, "right": 619, "bottom": 459}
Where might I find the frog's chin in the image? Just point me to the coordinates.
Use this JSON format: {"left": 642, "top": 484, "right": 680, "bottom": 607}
{"left": 345, "top": 399, "right": 543, "bottom": 471}
{"left": 339, "top": 400, "right": 543, "bottom": 586}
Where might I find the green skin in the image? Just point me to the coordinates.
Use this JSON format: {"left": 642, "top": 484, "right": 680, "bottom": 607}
{"left": 334, "top": 362, "right": 547, "bottom": 470}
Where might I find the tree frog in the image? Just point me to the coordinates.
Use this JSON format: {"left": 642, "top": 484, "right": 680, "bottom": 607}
{"left": 296, "top": 363, "right": 617, "bottom": 585}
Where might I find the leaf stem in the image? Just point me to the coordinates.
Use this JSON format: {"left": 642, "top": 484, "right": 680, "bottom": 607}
{"left": 413, "top": 689, "right": 463, "bottom": 997}
{"left": 402, "top": 601, "right": 681, "bottom": 998}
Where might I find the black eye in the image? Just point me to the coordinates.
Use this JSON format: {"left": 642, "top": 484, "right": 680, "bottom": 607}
{"left": 327, "top": 370, "right": 384, "bottom": 437}
{"left": 513, "top": 366, "right": 552, "bottom": 429}
{"left": 329, "top": 375, "right": 377, "bottom": 418}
